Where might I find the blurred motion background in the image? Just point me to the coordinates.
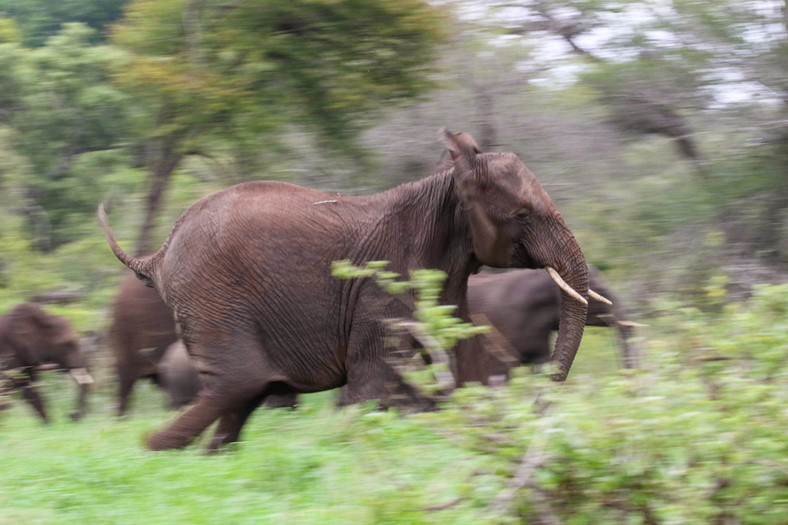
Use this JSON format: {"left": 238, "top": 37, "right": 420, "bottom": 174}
{"left": 1, "top": 1, "right": 787, "bottom": 522}
{"left": 1, "top": 0, "right": 786, "bottom": 327}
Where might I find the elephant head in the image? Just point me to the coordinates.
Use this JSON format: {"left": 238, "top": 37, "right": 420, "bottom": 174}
{"left": 439, "top": 129, "right": 589, "bottom": 381}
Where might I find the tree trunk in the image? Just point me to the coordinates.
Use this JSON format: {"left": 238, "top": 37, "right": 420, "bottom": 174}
{"left": 135, "top": 138, "right": 183, "bottom": 256}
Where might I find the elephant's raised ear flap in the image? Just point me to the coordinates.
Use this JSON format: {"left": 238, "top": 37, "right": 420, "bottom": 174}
{"left": 437, "top": 128, "right": 482, "bottom": 176}
{"left": 438, "top": 129, "right": 510, "bottom": 267}
{"left": 438, "top": 128, "right": 481, "bottom": 155}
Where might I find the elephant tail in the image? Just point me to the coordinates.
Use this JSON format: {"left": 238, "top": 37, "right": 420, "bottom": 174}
{"left": 97, "top": 204, "right": 162, "bottom": 285}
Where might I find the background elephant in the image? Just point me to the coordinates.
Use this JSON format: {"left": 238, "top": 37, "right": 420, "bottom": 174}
{"left": 100, "top": 128, "right": 591, "bottom": 451}
{"left": 464, "top": 266, "right": 642, "bottom": 382}
{"left": 110, "top": 273, "right": 297, "bottom": 414}
{"left": 0, "top": 302, "right": 93, "bottom": 422}
{"left": 109, "top": 271, "right": 178, "bottom": 416}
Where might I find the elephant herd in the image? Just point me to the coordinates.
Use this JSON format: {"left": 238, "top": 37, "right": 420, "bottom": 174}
{"left": 1, "top": 129, "right": 644, "bottom": 451}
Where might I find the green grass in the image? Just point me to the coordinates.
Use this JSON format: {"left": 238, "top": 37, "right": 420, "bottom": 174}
{"left": 0, "top": 333, "right": 622, "bottom": 525}
{"left": 0, "top": 383, "right": 493, "bottom": 524}
{"left": 3, "top": 292, "right": 786, "bottom": 525}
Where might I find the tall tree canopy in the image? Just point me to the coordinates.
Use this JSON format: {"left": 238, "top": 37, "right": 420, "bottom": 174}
{"left": 0, "top": 0, "right": 128, "bottom": 46}
{"left": 110, "top": 0, "right": 447, "bottom": 253}
{"left": 0, "top": 24, "right": 134, "bottom": 250}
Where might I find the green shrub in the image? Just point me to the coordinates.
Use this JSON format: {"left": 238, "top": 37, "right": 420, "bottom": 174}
{"left": 419, "top": 283, "right": 788, "bottom": 523}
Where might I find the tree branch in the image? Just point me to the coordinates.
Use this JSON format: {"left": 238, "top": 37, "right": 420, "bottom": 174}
{"left": 45, "top": 145, "right": 124, "bottom": 180}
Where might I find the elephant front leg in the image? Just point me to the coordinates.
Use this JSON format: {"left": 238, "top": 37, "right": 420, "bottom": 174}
{"left": 70, "top": 380, "right": 91, "bottom": 421}
{"left": 343, "top": 357, "right": 436, "bottom": 413}
{"left": 343, "top": 321, "right": 436, "bottom": 412}
{"left": 21, "top": 378, "right": 49, "bottom": 423}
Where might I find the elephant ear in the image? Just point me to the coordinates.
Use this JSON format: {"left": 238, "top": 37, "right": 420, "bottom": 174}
{"left": 438, "top": 128, "right": 511, "bottom": 267}
{"left": 437, "top": 128, "right": 481, "bottom": 171}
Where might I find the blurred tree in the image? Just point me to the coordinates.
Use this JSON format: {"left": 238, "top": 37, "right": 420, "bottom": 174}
{"left": 110, "top": 0, "right": 447, "bottom": 254}
{"left": 0, "top": 0, "right": 128, "bottom": 47}
{"left": 459, "top": 0, "right": 788, "bottom": 276}
{"left": 0, "top": 17, "right": 22, "bottom": 45}
{"left": 0, "top": 24, "right": 135, "bottom": 250}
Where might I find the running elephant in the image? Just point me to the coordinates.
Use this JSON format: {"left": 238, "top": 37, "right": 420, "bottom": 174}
{"left": 0, "top": 302, "right": 93, "bottom": 422}
{"left": 99, "top": 128, "right": 592, "bottom": 451}
{"left": 461, "top": 266, "right": 643, "bottom": 383}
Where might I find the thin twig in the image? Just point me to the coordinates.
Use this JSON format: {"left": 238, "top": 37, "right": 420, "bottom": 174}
{"left": 423, "top": 496, "right": 465, "bottom": 511}
{"left": 489, "top": 415, "right": 559, "bottom": 524}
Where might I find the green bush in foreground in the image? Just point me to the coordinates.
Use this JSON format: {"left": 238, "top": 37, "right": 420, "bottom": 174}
{"left": 422, "top": 283, "right": 788, "bottom": 523}
{"left": 1, "top": 280, "right": 786, "bottom": 524}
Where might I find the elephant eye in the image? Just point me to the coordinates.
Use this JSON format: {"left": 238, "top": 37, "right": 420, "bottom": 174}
{"left": 515, "top": 209, "right": 531, "bottom": 219}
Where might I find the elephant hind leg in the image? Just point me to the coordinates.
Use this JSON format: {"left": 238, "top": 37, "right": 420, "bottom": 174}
{"left": 206, "top": 392, "right": 267, "bottom": 452}
{"left": 147, "top": 393, "right": 229, "bottom": 450}
{"left": 205, "top": 381, "right": 298, "bottom": 451}
{"left": 147, "top": 341, "right": 275, "bottom": 450}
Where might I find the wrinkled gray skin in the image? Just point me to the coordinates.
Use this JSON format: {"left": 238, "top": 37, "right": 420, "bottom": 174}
{"left": 463, "top": 266, "right": 639, "bottom": 383}
{"left": 156, "top": 340, "right": 298, "bottom": 410}
{"left": 99, "top": 129, "right": 589, "bottom": 451}
{"left": 158, "top": 340, "right": 202, "bottom": 409}
{"left": 109, "top": 272, "right": 179, "bottom": 416}
{"left": 113, "top": 274, "right": 296, "bottom": 412}
{"left": 0, "top": 302, "right": 91, "bottom": 423}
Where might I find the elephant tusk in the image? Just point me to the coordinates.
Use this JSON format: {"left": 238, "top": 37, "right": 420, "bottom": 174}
{"left": 589, "top": 289, "right": 612, "bottom": 305}
{"left": 69, "top": 367, "right": 94, "bottom": 385}
{"left": 617, "top": 320, "right": 649, "bottom": 328}
{"left": 36, "top": 363, "right": 62, "bottom": 372}
{"left": 546, "top": 267, "right": 588, "bottom": 305}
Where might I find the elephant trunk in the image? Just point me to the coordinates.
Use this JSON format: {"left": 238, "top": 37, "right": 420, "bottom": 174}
{"left": 546, "top": 232, "right": 589, "bottom": 382}
{"left": 68, "top": 366, "right": 93, "bottom": 422}
{"left": 618, "top": 325, "right": 637, "bottom": 368}
{"left": 608, "top": 291, "right": 641, "bottom": 369}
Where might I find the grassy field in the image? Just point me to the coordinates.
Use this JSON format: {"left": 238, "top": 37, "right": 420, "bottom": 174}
{"left": 1, "top": 386, "right": 486, "bottom": 524}
{"left": 0, "top": 331, "right": 622, "bottom": 525}
{"left": 6, "top": 310, "right": 786, "bottom": 525}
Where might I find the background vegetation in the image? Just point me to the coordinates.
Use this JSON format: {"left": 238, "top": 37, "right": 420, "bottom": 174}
{"left": 0, "top": 0, "right": 786, "bottom": 522}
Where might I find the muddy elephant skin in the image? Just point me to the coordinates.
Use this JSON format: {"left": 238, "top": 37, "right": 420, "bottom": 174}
{"left": 462, "top": 266, "right": 640, "bottom": 383}
{"left": 0, "top": 302, "right": 92, "bottom": 422}
{"left": 99, "top": 129, "right": 590, "bottom": 451}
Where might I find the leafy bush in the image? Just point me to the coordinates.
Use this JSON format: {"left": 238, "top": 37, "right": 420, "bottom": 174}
{"left": 332, "top": 260, "right": 488, "bottom": 350}
{"left": 418, "top": 284, "right": 788, "bottom": 523}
